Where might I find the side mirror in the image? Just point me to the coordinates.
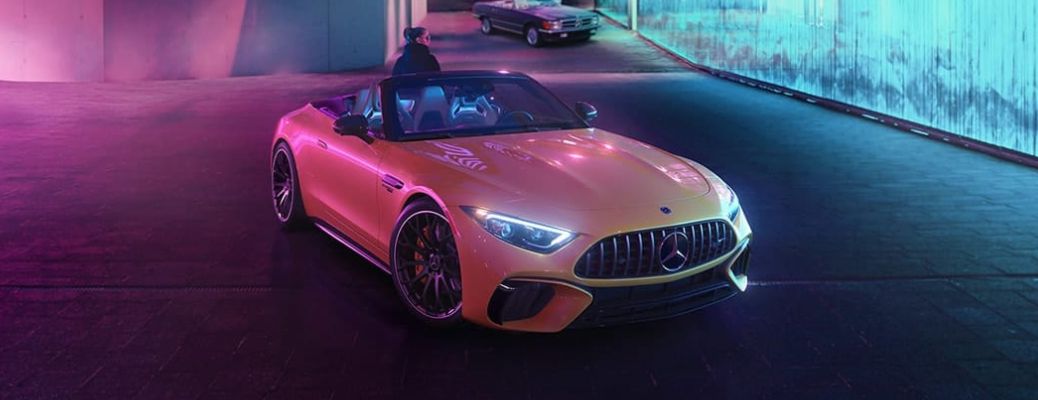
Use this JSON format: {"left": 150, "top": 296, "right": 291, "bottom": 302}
{"left": 575, "top": 102, "right": 598, "bottom": 122}
{"left": 333, "top": 115, "right": 373, "bottom": 143}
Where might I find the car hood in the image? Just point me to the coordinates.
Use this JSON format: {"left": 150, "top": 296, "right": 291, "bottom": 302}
{"left": 400, "top": 129, "right": 712, "bottom": 210}
{"left": 523, "top": 5, "right": 596, "bottom": 20}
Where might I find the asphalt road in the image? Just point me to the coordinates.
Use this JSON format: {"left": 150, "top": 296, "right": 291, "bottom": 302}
{"left": 1, "top": 11, "right": 1037, "bottom": 400}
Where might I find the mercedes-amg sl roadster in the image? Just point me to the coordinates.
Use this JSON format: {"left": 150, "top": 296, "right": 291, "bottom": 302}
{"left": 270, "top": 71, "right": 753, "bottom": 332}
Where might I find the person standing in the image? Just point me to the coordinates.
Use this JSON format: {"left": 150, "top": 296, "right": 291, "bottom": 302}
{"left": 392, "top": 27, "right": 441, "bottom": 75}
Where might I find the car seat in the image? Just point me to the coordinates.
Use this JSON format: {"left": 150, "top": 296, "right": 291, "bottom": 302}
{"left": 412, "top": 86, "right": 450, "bottom": 131}
{"left": 353, "top": 88, "right": 372, "bottom": 117}
{"left": 449, "top": 95, "right": 500, "bottom": 127}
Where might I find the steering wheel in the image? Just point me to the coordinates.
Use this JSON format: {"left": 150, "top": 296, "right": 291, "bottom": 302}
{"left": 453, "top": 111, "right": 485, "bottom": 126}
{"left": 497, "top": 111, "right": 535, "bottom": 126}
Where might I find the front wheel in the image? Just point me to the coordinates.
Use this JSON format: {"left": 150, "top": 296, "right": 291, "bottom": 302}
{"left": 390, "top": 199, "right": 463, "bottom": 327}
{"left": 480, "top": 17, "right": 494, "bottom": 35}
{"left": 525, "top": 26, "right": 542, "bottom": 47}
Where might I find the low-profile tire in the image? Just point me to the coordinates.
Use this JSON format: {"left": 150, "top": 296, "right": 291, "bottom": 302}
{"left": 524, "top": 25, "right": 543, "bottom": 47}
{"left": 480, "top": 17, "right": 494, "bottom": 35}
{"left": 271, "top": 142, "right": 307, "bottom": 229}
{"left": 390, "top": 198, "right": 463, "bottom": 327}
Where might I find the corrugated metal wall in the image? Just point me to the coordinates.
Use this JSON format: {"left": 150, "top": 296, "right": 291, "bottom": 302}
{"left": 608, "top": 0, "right": 1038, "bottom": 158}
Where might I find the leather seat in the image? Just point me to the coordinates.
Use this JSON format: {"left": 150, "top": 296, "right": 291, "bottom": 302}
{"left": 450, "top": 95, "right": 499, "bottom": 126}
{"left": 353, "top": 88, "right": 372, "bottom": 117}
{"left": 397, "top": 95, "right": 415, "bottom": 131}
{"left": 411, "top": 86, "right": 450, "bottom": 131}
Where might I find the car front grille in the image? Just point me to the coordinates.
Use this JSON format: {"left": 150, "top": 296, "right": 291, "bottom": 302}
{"left": 561, "top": 17, "right": 597, "bottom": 28}
{"left": 574, "top": 220, "right": 736, "bottom": 279}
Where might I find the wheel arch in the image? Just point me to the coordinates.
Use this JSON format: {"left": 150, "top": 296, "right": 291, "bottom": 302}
{"left": 399, "top": 189, "right": 460, "bottom": 236}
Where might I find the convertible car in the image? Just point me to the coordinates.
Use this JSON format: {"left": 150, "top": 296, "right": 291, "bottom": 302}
{"left": 473, "top": 0, "right": 600, "bottom": 46}
{"left": 270, "top": 71, "right": 753, "bottom": 332}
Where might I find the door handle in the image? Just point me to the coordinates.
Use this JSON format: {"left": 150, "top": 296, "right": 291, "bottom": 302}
{"left": 381, "top": 175, "right": 405, "bottom": 191}
{"left": 317, "top": 139, "right": 328, "bottom": 149}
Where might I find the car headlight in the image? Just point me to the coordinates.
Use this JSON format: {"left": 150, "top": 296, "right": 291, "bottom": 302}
{"left": 592, "top": 16, "right": 600, "bottom": 25}
{"left": 462, "top": 207, "right": 575, "bottom": 253}
{"left": 719, "top": 183, "right": 741, "bottom": 222}
{"left": 541, "top": 20, "right": 563, "bottom": 30}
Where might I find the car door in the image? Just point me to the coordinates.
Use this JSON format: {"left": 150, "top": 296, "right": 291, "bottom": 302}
{"left": 313, "top": 85, "right": 385, "bottom": 249}
{"left": 493, "top": 1, "right": 524, "bottom": 33}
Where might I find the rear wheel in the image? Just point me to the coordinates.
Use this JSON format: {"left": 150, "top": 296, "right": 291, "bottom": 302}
{"left": 390, "top": 199, "right": 463, "bottom": 327}
{"left": 271, "top": 142, "right": 307, "bottom": 229}
{"left": 525, "top": 25, "right": 542, "bottom": 47}
{"left": 480, "top": 17, "right": 494, "bottom": 35}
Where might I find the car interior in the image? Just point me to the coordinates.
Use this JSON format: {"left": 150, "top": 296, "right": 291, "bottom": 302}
{"left": 394, "top": 83, "right": 509, "bottom": 134}
{"left": 312, "top": 80, "right": 557, "bottom": 137}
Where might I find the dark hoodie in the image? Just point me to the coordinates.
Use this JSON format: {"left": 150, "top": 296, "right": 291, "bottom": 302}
{"left": 392, "top": 43, "right": 441, "bottom": 76}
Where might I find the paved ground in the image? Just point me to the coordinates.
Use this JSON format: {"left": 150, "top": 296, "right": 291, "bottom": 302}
{"left": 2, "top": 11, "right": 1038, "bottom": 400}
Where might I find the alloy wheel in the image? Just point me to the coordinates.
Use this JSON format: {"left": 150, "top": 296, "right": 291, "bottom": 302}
{"left": 393, "top": 210, "right": 462, "bottom": 319}
{"left": 271, "top": 148, "right": 295, "bottom": 222}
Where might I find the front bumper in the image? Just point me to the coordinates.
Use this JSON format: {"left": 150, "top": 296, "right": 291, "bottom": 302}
{"left": 539, "top": 27, "right": 597, "bottom": 41}
{"left": 450, "top": 202, "right": 753, "bottom": 333}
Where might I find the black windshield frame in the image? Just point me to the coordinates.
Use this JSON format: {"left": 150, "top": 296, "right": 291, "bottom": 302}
{"left": 378, "top": 72, "right": 589, "bottom": 142}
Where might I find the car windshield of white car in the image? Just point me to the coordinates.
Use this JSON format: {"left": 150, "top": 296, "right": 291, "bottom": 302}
{"left": 391, "top": 76, "right": 587, "bottom": 140}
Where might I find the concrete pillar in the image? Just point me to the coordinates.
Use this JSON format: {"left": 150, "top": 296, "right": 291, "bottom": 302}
{"left": 629, "top": 0, "right": 637, "bottom": 31}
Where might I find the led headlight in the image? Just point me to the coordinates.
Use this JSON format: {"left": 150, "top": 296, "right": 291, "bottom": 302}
{"left": 719, "top": 183, "right": 741, "bottom": 222}
{"left": 727, "top": 192, "right": 741, "bottom": 221}
{"left": 462, "top": 207, "right": 575, "bottom": 253}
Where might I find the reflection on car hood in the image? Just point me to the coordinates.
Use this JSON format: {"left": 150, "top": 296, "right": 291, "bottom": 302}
{"left": 523, "top": 5, "right": 597, "bottom": 20}
{"left": 403, "top": 129, "right": 712, "bottom": 210}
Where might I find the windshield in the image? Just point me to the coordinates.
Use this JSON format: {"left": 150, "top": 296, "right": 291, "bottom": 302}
{"left": 515, "top": 0, "right": 561, "bottom": 9}
{"left": 388, "top": 76, "right": 587, "bottom": 140}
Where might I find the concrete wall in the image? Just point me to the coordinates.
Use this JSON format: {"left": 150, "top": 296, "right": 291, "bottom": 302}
{"left": 385, "top": 0, "right": 430, "bottom": 62}
{"left": 103, "top": 0, "right": 248, "bottom": 81}
{"left": 412, "top": 0, "right": 428, "bottom": 29}
{"left": 0, "top": 0, "right": 425, "bottom": 82}
{"left": 0, "top": 0, "right": 104, "bottom": 81}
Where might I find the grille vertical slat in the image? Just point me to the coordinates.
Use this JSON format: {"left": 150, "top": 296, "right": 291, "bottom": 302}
{"left": 647, "top": 231, "right": 656, "bottom": 277}
{"left": 574, "top": 220, "right": 736, "bottom": 279}
{"left": 631, "top": 232, "right": 639, "bottom": 276}
{"left": 598, "top": 242, "right": 605, "bottom": 277}
{"left": 688, "top": 223, "right": 697, "bottom": 264}
{"left": 696, "top": 224, "right": 706, "bottom": 264}
{"left": 624, "top": 235, "right": 632, "bottom": 277}
{"left": 706, "top": 223, "right": 715, "bottom": 261}
{"left": 656, "top": 229, "right": 666, "bottom": 275}
{"left": 611, "top": 237, "right": 619, "bottom": 276}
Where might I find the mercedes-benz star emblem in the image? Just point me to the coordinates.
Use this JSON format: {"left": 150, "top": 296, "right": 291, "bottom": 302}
{"left": 658, "top": 232, "right": 691, "bottom": 272}
{"left": 660, "top": 206, "right": 672, "bottom": 215}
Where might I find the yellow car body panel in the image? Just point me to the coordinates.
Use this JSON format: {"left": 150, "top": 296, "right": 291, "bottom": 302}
{"left": 273, "top": 85, "right": 752, "bottom": 333}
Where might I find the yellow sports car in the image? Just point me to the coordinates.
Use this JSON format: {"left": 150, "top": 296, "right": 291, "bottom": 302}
{"left": 270, "top": 71, "right": 752, "bottom": 332}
